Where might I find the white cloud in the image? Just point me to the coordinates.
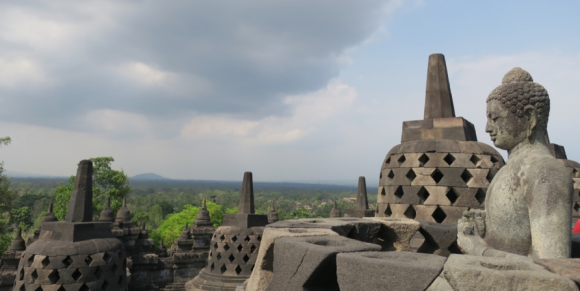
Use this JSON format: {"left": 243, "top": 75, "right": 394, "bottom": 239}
{"left": 180, "top": 80, "right": 356, "bottom": 145}
{"left": 0, "top": 57, "right": 50, "bottom": 88}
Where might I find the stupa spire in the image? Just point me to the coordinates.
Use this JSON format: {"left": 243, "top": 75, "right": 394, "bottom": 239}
{"left": 238, "top": 172, "right": 255, "bottom": 214}
{"left": 65, "top": 160, "right": 93, "bottom": 222}
{"left": 424, "top": 53, "right": 455, "bottom": 119}
{"left": 357, "top": 176, "right": 369, "bottom": 210}
{"left": 330, "top": 200, "right": 341, "bottom": 218}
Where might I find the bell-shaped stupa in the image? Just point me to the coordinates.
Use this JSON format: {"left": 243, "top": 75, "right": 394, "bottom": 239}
{"left": 186, "top": 172, "right": 268, "bottom": 291}
{"left": 13, "top": 160, "right": 127, "bottom": 291}
{"left": 377, "top": 54, "right": 505, "bottom": 224}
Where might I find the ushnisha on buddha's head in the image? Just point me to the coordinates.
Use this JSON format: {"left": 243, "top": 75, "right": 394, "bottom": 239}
{"left": 485, "top": 67, "right": 550, "bottom": 151}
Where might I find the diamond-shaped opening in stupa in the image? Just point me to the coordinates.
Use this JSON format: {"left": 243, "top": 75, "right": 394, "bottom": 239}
{"left": 394, "top": 186, "right": 404, "bottom": 199}
{"left": 417, "top": 187, "right": 430, "bottom": 204}
{"left": 470, "top": 154, "right": 481, "bottom": 166}
{"left": 432, "top": 206, "right": 447, "bottom": 223}
{"left": 446, "top": 188, "right": 459, "bottom": 205}
{"left": 431, "top": 169, "right": 444, "bottom": 183}
{"left": 403, "top": 205, "right": 416, "bottom": 219}
{"left": 406, "top": 169, "right": 417, "bottom": 182}
{"left": 443, "top": 153, "right": 455, "bottom": 166}
{"left": 418, "top": 154, "right": 430, "bottom": 167}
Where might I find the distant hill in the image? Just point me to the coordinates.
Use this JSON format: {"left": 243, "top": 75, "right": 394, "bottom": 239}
{"left": 131, "top": 173, "right": 171, "bottom": 180}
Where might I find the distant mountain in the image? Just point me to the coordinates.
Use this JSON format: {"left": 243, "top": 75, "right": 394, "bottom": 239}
{"left": 131, "top": 173, "right": 171, "bottom": 180}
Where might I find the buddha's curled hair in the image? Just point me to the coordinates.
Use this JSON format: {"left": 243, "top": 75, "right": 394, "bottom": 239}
{"left": 487, "top": 67, "right": 550, "bottom": 128}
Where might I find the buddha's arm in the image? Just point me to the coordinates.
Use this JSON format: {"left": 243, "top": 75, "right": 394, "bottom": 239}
{"left": 527, "top": 170, "right": 572, "bottom": 259}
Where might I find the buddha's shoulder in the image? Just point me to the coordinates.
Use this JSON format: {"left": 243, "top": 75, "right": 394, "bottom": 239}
{"left": 517, "top": 153, "right": 570, "bottom": 182}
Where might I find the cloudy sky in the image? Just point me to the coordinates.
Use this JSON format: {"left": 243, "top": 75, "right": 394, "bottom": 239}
{"left": 1, "top": 0, "right": 579, "bottom": 184}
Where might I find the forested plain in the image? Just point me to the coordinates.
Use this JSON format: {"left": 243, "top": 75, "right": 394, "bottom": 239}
{"left": 3, "top": 176, "right": 378, "bottom": 252}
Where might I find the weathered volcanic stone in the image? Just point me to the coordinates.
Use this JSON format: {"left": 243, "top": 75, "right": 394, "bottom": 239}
{"left": 265, "top": 236, "right": 381, "bottom": 291}
{"left": 345, "top": 177, "right": 375, "bottom": 218}
{"left": 13, "top": 160, "right": 127, "bottom": 291}
{"left": 337, "top": 251, "right": 446, "bottom": 291}
{"left": 424, "top": 54, "right": 455, "bottom": 119}
{"left": 533, "top": 258, "right": 580, "bottom": 288}
{"left": 443, "top": 255, "right": 578, "bottom": 291}
{"left": 417, "top": 221, "right": 459, "bottom": 257}
{"left": 363, "top": 217, "right": 420, "bottom": 251}
{"left": 267, "top": 218, "right": 381, "bottom": 243}
{"left": 246, "top": 228, "right": 338, "bottom": 291}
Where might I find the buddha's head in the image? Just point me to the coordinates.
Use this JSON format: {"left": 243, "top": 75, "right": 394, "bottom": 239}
{"left": 485, "top": 68, "right": 550, "bottom": 151}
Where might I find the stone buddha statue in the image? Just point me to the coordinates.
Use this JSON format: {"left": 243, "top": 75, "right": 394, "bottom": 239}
{"left": 457, "top": 67, "right": 573, "bottom": 259}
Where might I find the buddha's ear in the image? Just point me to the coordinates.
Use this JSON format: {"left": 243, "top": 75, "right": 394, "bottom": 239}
{"left": 524, "top": 105, "right": 537, "bottom": 136}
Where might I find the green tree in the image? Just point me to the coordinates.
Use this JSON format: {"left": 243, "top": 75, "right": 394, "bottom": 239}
{"left": 10, "top": 206, "right": 33, "bottom": 231}
{"left": 54, "top": 157, "right": 130, "bottom": 220}
{"left": 0, "top": 136, "right": 13, "bottom": 254}
{"left": 151, "top": 201, "right": 224, "bottom": 246}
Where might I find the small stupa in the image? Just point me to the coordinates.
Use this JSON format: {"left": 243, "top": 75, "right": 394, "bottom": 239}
{"left": 344, "top": 176, "right": 375, "bottom": 217}
{"left": 29, "top": 203, "right": 58, "bottom": 243}
{"left": 186, "top": 172, "right": 268, "bottom": 291}
{"left": 13, "top": 160, "right": 127, "bottom": 291}
{"left": 377, "top": 54, "right": 505, "bottom": 224}
{"left": 329, "top": 200, "right": 341, "bottom": 217}
{"left": 267, "top": 202, "right": 279, "bottom": 224}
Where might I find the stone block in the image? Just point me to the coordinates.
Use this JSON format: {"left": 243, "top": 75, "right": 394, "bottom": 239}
{"left": 533, "top": 258, "right": 580, "bottom": 288}
{"left": 343, "top": 209, "right": 375, "bottom": 218}
{"left": 403, "top": 119, "right": 433, "bottom": 130}
{"left": 422, "top": 128, "right": 444, "bottom": 140}
{"left": 426, "top": 275, "right": 454, "bottom": 291}
{"left": 414, "top": 205, "right": 438, "bottom": 223}
{"left": 417, "top": 222, "right": 459, "bottom": 257}
{"left": 452, "top": 187, "right": 482, "bottom": 208}
{"left": 435, "top": 140, "right": 461, "bottom": 153}
{"left": 465, "top": 169, "right": 490, "bottom": 188}
{"left": 337, "top": 252, "right": 446, "bottom": 291}
{"left": 265, "top": 236, "right": 381, "bottom": 291}
{"left": 444, "top": 153, "right": 474, "bottom": 168}
{"left": 266, "top": 219, "right": 354, "bottom": 237}
{"left": 399, "top": 153, "right": 423, "bottom": 168}
{"left": 363, "top": 217, "right": 420, "bottom": 251}
{"left": 412, "top": 140, "right": 437, "bottom": 153}
{"left": 423, "top": 186, "right": 452, "bottom": 206}
{"left": 438, "top": 206, "right": 468, "bottom": 224}
{"left": 457, "top": 141, "right": 483, "bottom": 155}
{"left": 433, "top": 117, "right": 464, "bottom": 128}
{"left": 389, "top": 204, "right": 415, "bottom": 220}
{"left": 444, "top": 255, "right": 578, "bottom": 291}
{"left": 390, "top": 168, "right": 413, "bottom": 186}
{"left": 436, "top": 168, "right": 467, "bottom": 187}
{"left": 401, "top": 129, "right": 423, "bottom": 143}
{"left": 245, "top": 227, "right": 338, "bottom": 291}
{"left": 410, "top": 168, "right": 437, "bottom": 186}
{"left": 423, "top": 153, "right": 452, "bottom": 168}
{"left": 441, "top": 127, "right": 470, "bottom": 141}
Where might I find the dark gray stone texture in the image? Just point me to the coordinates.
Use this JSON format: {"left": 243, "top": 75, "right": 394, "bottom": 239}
{"left": 239, "top": 172, "right": 254, "bottom": 214}
{"left": 534, "top": 258, "right": 580, "bottom": 288}
{"left": 424, "top": 54, "right": 455, "bottom": 119}
{"left": 443, "top": 254, "right": 578, "bottom": 291}
{"left": 13, "top": 160, "right": 128, "bottom": 291}
{"left": 417, "top": 221, "right": 460, "bottom": 257}
{"left": 65, "top": 160, "right": 93, "bottom": 223}
{"left": 265, "top": 236, "right": 381, "bottom": 291}
{"left": 267, "top": 218, "right": 382, "bottom": 243}
{"left": 337, "top": 251, "right": 446, "bottom": 291}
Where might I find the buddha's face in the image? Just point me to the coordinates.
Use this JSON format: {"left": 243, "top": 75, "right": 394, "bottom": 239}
{"left": 485, "top": 100, "right": 529, "bottom": 150}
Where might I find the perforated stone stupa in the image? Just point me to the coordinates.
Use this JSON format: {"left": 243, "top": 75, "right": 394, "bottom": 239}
{"left": 377, "top": 54, "right": 505, "bottom": 224}
{"left": 13, "top": 160, "right": 127, "bottom": 291}
{"left": 186, "top": 172, "right": 268, "bottom": 291}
